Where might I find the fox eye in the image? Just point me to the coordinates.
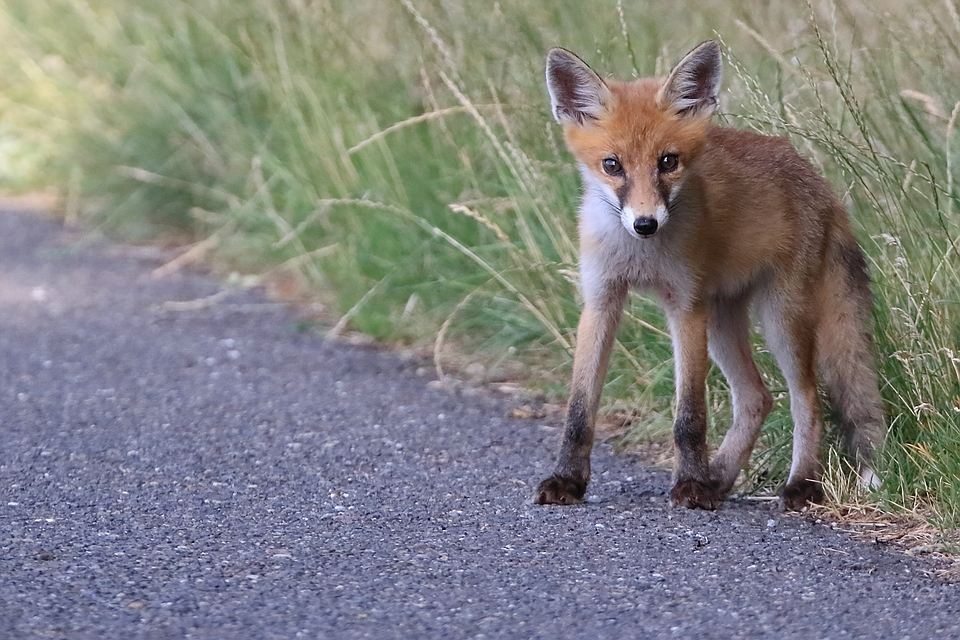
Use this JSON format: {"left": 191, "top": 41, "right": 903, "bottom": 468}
{"left": 602, "top": 157, "right": 623, "bottom": 176}
{"left": 658, "top": 153, "right": 679, "bottom": 173}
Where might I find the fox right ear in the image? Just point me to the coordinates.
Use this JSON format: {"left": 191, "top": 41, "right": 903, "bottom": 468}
{"left": 659, "top": 40, "right": 722, "bottom": 118}
{"left": 546, "top": 48, "right": 611, "bottom": 126}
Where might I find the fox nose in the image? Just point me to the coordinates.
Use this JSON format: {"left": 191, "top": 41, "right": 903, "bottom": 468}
{"left": 633, "top": 217, "right": 658, "bottom": 237}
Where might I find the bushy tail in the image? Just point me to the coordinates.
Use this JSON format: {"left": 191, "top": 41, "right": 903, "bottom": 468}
{"left": 816, "top": 241, "right": 886, "bottom": 477}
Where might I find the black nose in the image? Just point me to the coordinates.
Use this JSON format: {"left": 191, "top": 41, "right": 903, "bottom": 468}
{"left": 634, "top": 217, "right": 658, "bottom": 237}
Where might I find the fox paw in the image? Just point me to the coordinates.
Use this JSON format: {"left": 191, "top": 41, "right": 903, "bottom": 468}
{"left": 535, "top": 475, "right": 587, "bottom": 505}
{"left": 670, "top": 478, "right": 723, "bottom": 510}
{"left": 779, "top": 479, "right": 825, "bottom": 511}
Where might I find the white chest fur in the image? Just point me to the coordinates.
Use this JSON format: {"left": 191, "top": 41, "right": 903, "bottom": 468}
{"left": 577, "top": 172, "right": 696, "bottom": 311}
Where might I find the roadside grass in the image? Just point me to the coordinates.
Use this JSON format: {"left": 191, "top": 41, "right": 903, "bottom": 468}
{"left": 1, "top": 0, "right": 958, "bottom": 541}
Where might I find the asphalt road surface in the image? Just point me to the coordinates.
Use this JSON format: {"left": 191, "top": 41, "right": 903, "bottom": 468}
{"left": 2, "top": 206, "right": 959, "bottom": 639}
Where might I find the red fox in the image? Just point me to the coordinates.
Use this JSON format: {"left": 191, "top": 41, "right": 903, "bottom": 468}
{"left": 535, "top": 41, "right": 885, "bottom": 511}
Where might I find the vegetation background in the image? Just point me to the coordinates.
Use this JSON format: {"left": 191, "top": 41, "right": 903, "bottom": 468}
{"left": 1, "top": 0, "right": 958, "bottom": 539}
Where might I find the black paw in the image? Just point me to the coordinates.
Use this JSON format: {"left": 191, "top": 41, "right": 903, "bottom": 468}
{"left": 779, "top": 479, "right": 825, "bottom": 511}
{"left": 535, "top": 474, "right": 587, "bottom": 505}
{"left": 670, "top": 478, "right": 723, "bottom": 510}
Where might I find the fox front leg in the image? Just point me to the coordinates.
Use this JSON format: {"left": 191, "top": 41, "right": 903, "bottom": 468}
{"left": 535, "top": 281, "right": 626, "bottom": 505}
{"left": 665, "top": 304, "right": 724, "bottom": 509}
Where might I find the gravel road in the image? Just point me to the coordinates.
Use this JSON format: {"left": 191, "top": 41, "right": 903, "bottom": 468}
{"left": 1, "top": 206, "right": 958, "bottom": 639}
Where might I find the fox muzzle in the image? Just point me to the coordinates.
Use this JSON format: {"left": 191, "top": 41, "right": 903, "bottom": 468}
{"left": 621, "top": 204, "right": 668, "bottom": 238}
{"left": 633, "top": 217, "right": 658, "bottom": 237}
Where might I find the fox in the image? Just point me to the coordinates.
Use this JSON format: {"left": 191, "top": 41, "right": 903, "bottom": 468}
{"left": 535, "top": 41, "right": 886, "bottom": 511}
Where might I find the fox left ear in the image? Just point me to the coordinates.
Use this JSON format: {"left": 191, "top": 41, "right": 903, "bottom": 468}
{"left": 546, "top": 48, "right": 611, "bottom": 126}
{"left": 659, "top": 40, "right": 722, "bottom": 118}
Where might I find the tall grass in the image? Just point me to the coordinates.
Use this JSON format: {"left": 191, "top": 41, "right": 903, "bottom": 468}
{"left": 2, "top": 0, "right": 959, "bottom": 532}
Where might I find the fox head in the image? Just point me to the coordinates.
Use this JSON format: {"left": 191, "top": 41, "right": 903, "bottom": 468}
{"left": 546, "top": 41, "right": 722, "bottom": 239}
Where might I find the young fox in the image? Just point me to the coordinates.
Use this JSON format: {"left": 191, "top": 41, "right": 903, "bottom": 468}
{"left": 536, "top": 41, "right": 885, "bottom": 511}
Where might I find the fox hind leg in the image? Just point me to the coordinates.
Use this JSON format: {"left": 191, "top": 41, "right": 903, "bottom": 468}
{"left": 706, "top": 293, "right": 773, "bottom": 497}
{"left": 762, "top": 300, "right": 826, "bottom": 510}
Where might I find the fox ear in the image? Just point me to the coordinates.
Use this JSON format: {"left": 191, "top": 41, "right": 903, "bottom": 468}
{"left": 659, "top": 40, "right": 722, "bottom": 118}
{"left": 546, "top": 48, "right": 611, "bottom": 126}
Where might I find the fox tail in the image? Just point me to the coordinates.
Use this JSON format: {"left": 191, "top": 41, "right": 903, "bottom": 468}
{"left": 816, "top": 239, "right": 886, "bottom": 485}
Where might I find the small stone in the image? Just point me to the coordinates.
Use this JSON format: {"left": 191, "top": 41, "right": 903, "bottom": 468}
{"left": 464, "top": 362, "right": 485, "bottom": 378}
{"left": 509, "top": 405, "right": 546, "bottom": 420}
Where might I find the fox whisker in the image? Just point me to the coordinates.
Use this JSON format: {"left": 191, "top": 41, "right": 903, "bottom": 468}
{"left": 592, "top": 189, "right": 621, "bottom": 215}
